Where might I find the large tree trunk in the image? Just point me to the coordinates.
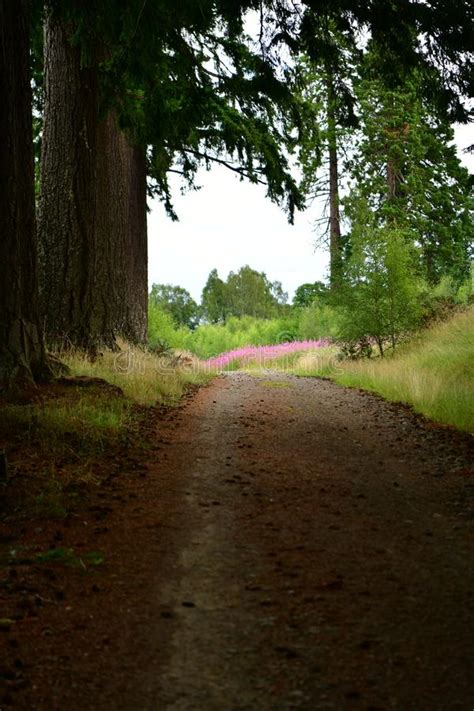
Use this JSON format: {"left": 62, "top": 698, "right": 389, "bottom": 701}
{"left": 95, "top": 118, "right": 148, "bottom": 344}
{"left": 325, "top": 73, "right": 342, "bottom": 289}
{"left": 38, "top": 9, "right": 102, "bottom": 350}
{"left": 0, "top": 0, "right": 48, "bottom": 388}
{"left": 39, "top": 10, "right": 148, "bottom": 351}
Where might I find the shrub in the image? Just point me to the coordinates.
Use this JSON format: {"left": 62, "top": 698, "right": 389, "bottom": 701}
{"left": 337, "top": 225, "right": 427, "bottom": 355}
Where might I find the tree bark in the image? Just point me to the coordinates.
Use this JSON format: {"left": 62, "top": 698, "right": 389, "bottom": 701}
{"left": 38, "top": 9, "right": 102, "bottom": 350}
{"left": 95, "top": 116, "right": 148, "bottom": 344}
{"left": 0, "top": 0, "right": 48, "bottom": 388}
{"left": 325, "top": 73, "right": 342, "bottom": 289}
{"left": 124, "top": 146, "right": 148, "bottom": 343}
{"left": 39, "top": 10, "right": 148, "bottom": 351}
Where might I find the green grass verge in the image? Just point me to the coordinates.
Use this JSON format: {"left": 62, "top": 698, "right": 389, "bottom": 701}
{"left": 293, "top": 309, "right": 474, "bottom": 433}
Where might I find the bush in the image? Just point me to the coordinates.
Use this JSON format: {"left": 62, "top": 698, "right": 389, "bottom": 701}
{"left": 187, "top": 315, "right": 300, "bottom": 359}
{"left": 148, "top": 303, "right": 191, "bottom": 351}
{"left": 296, "top": 302, "right": 342, "bottom": 340}
{"left": 337, "top": 225, "right": 427, "bottom": 355}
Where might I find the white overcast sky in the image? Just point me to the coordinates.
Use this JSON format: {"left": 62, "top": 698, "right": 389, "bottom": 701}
{"left": 147, "top": 123, "right": 473, "bottom": 303}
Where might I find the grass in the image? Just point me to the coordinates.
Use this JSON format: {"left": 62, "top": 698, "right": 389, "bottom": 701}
{"left": 1, "top": 394, "right": 130, "bottom": 456}
{"left": 60, "top": 341, "right": 210, "bottom": 405}
{"left": 0, "top": 342, "right": 212, "bottom": 520}
{"left": 291, "top": 309, "right": 474, "bottom": 433}
{"left": 35, "top": 547, "right": 105, "bottom": 568}
{"left": 1, "top": 342, "right": 208, "bottom": 464}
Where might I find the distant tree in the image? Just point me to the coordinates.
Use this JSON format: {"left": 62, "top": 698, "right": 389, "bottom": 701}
{"left": 149, "top": 284, "right": 200, "bottom": 329}
{"left": 226, "top": 266, "right": 287, "bottom": 319}
{"left": 270, "top": 281, "right": 289, "bottom": 307}
{"left": 293, "top": 282, "right": 329, "bottom": 307}
{"left": 201, "top": 269, "right": 228, "bottom": 324}
{"left": 201, "top": 266, "right": 288, "bottom": 322}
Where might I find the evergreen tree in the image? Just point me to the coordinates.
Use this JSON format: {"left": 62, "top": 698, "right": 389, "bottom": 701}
{"left": 38, "top": 1, "right": 304, "bottom": 351}
{"left": 293, "top": 282, "right": 329, "bottom": 307}
{"left": 345, "top": 74, "right": 473, "bottom": 282}
{"left": 298, "top": 18, "right": 359, "bottom": 288}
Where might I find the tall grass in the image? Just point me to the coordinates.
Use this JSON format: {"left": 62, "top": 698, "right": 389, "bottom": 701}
{"left": 292, "top": 309, "right": 474, "bottom": 433}
{"left": 60, "top": 341, "right": 209, "bottom": 405}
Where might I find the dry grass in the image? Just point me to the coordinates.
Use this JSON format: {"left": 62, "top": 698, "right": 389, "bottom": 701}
{"left": 59, "top": 341, "right": 211, "bottom": 405}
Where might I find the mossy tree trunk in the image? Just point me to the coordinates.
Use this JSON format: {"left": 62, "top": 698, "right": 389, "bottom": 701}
{"left": 0, "top": 0, "right": 49, "bottom": 389}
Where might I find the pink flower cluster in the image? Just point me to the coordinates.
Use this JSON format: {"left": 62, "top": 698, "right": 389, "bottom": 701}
{"left": 203, "top": 339, "right": 329, "bottom": 370}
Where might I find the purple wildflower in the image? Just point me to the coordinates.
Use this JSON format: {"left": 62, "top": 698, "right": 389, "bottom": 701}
{"left": 203, "top": 339, "right": 330, "bottom": 371}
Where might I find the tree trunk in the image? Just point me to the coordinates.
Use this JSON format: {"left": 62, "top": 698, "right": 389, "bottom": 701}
{"left": 124, "top": 146, "right": 148, "bottom": 343}
{"left": 0, "top": 0, "right": 48, "bottom": 388}
{"left": 326, "top": 73, "right": 342, "bottom": 289}
{"left": 39, "top": 10, "right": 148, "bottom": 351}
{"left": 95, "top": 116, "right": 148, "bottom": 344}
{"left": 38, "top": 8, "right": 103, "bottom": 350}
{"left": 387, "top": 158, "right": 399, "bottom": 202}
{"left": 386, "top": 124, "right": 406, "bottom": 206}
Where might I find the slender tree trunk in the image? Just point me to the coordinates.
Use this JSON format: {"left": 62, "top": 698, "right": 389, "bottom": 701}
{"left": 124, "top": 146, "right": 148, "bottom": 343}
{"left": 386, "top": 124, "right": 406, "bottom": 206}
{"left": 39, "top": 10, "right": 148, "bottom": 350}
{"left": 0, "top": 0, "right": 48, "bottom": 388}
{"left": 387, "top": 159, "right": 399, "bottom": 202}
{"left": 325, "top": 72, "right": 342, "bottom": 289}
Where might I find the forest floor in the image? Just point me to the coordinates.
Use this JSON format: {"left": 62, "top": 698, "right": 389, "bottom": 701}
{"left": 0, "top": 373, "right": 473, "bottom": 710}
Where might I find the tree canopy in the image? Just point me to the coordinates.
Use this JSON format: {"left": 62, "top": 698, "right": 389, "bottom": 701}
{"left": 201, "top": 266, "right": 288, "bottom": 322}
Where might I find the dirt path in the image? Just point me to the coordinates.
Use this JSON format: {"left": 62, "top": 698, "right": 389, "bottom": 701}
{"left": 3, "top": 373, "right": 474, "bottom": 710}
